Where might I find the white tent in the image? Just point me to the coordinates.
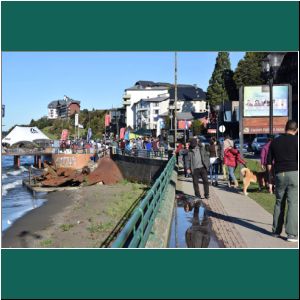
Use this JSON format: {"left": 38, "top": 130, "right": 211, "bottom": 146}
{"left": 2, "top": 126, "right": 50, "bottom": 146}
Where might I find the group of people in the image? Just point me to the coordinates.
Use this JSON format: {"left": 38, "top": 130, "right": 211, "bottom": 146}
{"left": 112, "top": 137, "right": 169, "bottom": 157}
{"left": 178, "top": 134, "right": 246, "bottom": 196}
{"left": 177, "top": 120, "right": 298, "bottom": 243}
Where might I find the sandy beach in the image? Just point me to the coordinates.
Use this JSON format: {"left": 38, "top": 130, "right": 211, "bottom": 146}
{"left": 2, "top": 181, "right": 146, "bottom": 248}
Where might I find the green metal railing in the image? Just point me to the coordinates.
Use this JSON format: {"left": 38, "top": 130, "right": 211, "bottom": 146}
{"left": 112, "top": 155, "right": 176, "bottom": 248}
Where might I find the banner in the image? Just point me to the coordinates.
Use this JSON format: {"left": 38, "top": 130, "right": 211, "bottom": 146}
{"left": 61, "top": 129, "right": 69, "bottom": 141}
{"left": 87, "top": 128, "right": 92, "bottom": 142}
{"left": 120, "top": 127, "right": 125, "bottom": 139}
{"left": 244, "top": 85, "right": 289, "bottom": 117}
{"left": 105, "top": 114, "right": 111, "bottom": 127}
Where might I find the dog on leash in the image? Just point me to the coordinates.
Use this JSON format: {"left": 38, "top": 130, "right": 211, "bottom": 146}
{"left": 240, "top": 167, "right": 267, "bottom": 196}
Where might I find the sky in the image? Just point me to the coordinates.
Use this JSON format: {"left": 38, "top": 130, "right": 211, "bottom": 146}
{"left": 2, "top": 52, "right": 244, "bottom": 129}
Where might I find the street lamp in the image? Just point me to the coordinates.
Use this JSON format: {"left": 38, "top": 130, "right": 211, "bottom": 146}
{"left": 262, "top": 52, "right": 286, "bottom": 136}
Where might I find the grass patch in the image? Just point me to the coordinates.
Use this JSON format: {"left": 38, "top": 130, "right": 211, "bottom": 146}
{"left": 59, "top": 224, "right": 74, "bottom": 232}
{"left": 235, "top": 158, "right": 275, "bottom": 214}
{"left": 40, "top": 239, "right": 53, "bottom": 247}
{"left": 87, "top": 221, "right": 114, "bottom": 234}
{"left": 106, "top": 182, "right": 147, "bottom": 218}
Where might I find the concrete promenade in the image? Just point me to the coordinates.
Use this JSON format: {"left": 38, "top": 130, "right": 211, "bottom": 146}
{"left": 177, "top": 175, "right": 298, "bottom": 248}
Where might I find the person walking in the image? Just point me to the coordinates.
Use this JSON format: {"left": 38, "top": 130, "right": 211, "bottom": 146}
{"left": 222, "top": 135, "right": 233, "bottom": 181}
{"left": 267, "top": 120, "right": 298, "bottom": 243}
{"left": 186, "top": 138, "right": 210, "bottom": 199}
{"left": 209, "top": 137, "right": 222, "bottom": 186}
{"left": 180, "top": 143, "right": 190, "bottom": 178}
{"left": 224, "top": 145, "right": 246, "bottom": 188}
{"left": 260, "top": 136, "right": 274, "bottom": 193}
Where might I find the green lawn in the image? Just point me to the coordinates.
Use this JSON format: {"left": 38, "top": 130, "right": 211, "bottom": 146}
{"left": 235, "top": 159, "right": 276, "bottom": 215}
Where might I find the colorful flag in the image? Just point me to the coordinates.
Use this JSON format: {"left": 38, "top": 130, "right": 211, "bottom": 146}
{"left": 61, "top": 129, "right": 69, "bottom": 140}
{"left": 105, "top": 114, "right": 111, "bottom": 127}
{"left": 87, "top": 128, "right": 92, "bottom": 142}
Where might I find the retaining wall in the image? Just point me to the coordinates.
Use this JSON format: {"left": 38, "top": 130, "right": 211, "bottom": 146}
{"left": 111, "top": 154, "right": 168, "bottom": 185}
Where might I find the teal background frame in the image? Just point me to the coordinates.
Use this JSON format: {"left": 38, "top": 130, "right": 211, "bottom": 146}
{"left": 1, "top": 1, "right": 299, "bottom": 299}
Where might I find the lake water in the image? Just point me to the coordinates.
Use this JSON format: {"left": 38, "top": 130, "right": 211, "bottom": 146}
{"left": 1, "top": 156, "right": 47, "bottom": 232}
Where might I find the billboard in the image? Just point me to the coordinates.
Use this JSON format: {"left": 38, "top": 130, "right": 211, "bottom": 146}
{"left": 244, "top": 85, "right": 289, "bottom": 117}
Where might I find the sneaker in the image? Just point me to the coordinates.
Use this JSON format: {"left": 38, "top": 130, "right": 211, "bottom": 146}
{"left": 287, "top": 235, "right": 298, "bottom": 243}
{"left": 205, "top": 195, "right": 210, "bottom": 200}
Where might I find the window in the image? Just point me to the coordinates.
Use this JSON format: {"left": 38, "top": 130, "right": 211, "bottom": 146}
{"left": 153, "top": 102, "right": 159, "bottom": 107}
{"left": 154, "top": 110, "right": 159, "bottom": 115}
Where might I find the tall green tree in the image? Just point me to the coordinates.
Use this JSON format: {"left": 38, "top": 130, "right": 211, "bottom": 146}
{"left": 207, "top": 52, "right": 236, "bottom": 106}
{"left": 233, "top": 52, "right": 267, "bottom": 88}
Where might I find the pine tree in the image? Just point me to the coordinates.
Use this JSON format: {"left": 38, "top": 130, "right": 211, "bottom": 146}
{"left": 233, "top": 52, "right": 267, "bottom": 88}
{"left": 207, "top": 52, "right": 235, "bottom": 106}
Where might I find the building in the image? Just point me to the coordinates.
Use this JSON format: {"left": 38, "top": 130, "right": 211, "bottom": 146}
{"left": 48, "top": 95, "right": 80, "bottom": 119}
{"left": 123, "top": 81, "right": 170, "bottom": 128}
{"left": 108, "top": 107, "right": 127, "bottom": 136}
{"left": 122, "top": 81, "right": 207, "bottom": 133}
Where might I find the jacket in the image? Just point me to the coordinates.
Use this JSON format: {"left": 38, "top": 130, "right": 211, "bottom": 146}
{"left": 260, "top": 141, "right": 271, "bottom": 166}
{"left": 186, "top": 145, "right": 210, "bottom": 171}
{"left": 224, "top": 148, "right": 246, "bottom": 168}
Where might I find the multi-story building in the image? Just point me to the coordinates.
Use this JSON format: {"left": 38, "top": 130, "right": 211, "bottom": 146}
{"left": 108, "top": 107, "right": 127, "bottom": 135}
{"left": 122, "top": 81, "right": 207, "bottom": 133}
{"left": 48, "top": 95, "right": 80, "bottom": 119}
{"left": 122, "top": 81, "right": 170, "bottom": 128}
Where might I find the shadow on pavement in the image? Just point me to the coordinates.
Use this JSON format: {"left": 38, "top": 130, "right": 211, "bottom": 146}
{"left": 208, "top": 210, "right": 272, "bottom": 237}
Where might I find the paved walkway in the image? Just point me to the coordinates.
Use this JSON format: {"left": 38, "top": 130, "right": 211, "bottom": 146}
{"left": 177, "top": 175, "right": 298, "bottom": 248}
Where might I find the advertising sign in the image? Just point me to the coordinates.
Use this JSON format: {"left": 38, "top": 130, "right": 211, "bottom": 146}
{"left": 244, "top": 85, "right": 289, "bottom": 117}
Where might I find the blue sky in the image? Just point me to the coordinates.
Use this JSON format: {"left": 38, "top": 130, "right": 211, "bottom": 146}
{"left": 2, "top": 52, "right": 244, "bottom": 129}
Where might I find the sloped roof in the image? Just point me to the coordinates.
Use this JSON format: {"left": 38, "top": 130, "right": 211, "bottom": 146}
{"left": 48, "top": 100, "right": 66, "bottom": 109}
{"left": 169, "top": 86, "right": 206, "bottom": 101}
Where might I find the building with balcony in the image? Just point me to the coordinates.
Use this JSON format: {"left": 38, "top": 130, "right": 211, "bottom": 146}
{"left": 123, "top": 80, "right": 207, "bottom": 129}
{"left": 122, "top": 81, "right": 207, "bottom": 134}
{"left": 48, "top": 95, "right": 80, "bottom": 119}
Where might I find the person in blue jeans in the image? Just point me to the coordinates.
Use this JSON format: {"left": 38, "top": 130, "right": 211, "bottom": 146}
{"left": 208, "top": 137, "right": 221, "bottom": 186}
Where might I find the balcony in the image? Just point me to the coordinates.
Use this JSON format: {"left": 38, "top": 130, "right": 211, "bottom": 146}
{"left": 123, "top": 93, "right": 131, "bottom": 100}
{"left": 123, "top": 100, "right": 131, "bottom": 106}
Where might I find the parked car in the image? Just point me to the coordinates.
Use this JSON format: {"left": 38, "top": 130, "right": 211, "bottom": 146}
{"left": 251, "top": 137, "right": 268, "bottom": 153}
{"left": 234, "top": 139, "right": 248, "bottom": 153}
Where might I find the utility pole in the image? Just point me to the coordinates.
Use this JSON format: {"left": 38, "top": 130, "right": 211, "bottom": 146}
{"left": 174, "top": 52, "right": 178, "bottom": 147}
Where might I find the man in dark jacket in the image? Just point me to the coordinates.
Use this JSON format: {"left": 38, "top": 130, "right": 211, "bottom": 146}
{"left": 186, "top": 138, "right": 210, "bottom": 199}
{"left": 267, "top": 120, "right": 298, "bottom": 243}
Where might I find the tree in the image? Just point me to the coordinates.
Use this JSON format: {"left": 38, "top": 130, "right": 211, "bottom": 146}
{"left": 190, "top": 119, "right": 204, "bottom": 136}
{"left": 207, "top": 52, "right": 236, "bottom": 106}
{"left": 233, "top": 52, "right": 267, "bottom": 88}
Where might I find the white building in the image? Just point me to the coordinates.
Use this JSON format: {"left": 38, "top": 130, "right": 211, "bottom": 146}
{"left": 122, "top": 81, "right": 207, "bottom": 134}
{"left": 123, "top": 81, "right": 170, "bottom": 128}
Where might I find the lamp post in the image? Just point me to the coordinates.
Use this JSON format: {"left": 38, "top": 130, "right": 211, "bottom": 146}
{"left": 262, "top": 52, "right": 286, "bottom": 136}
{"left": 213, "top": 104, "right": 221, "bottom": 140}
